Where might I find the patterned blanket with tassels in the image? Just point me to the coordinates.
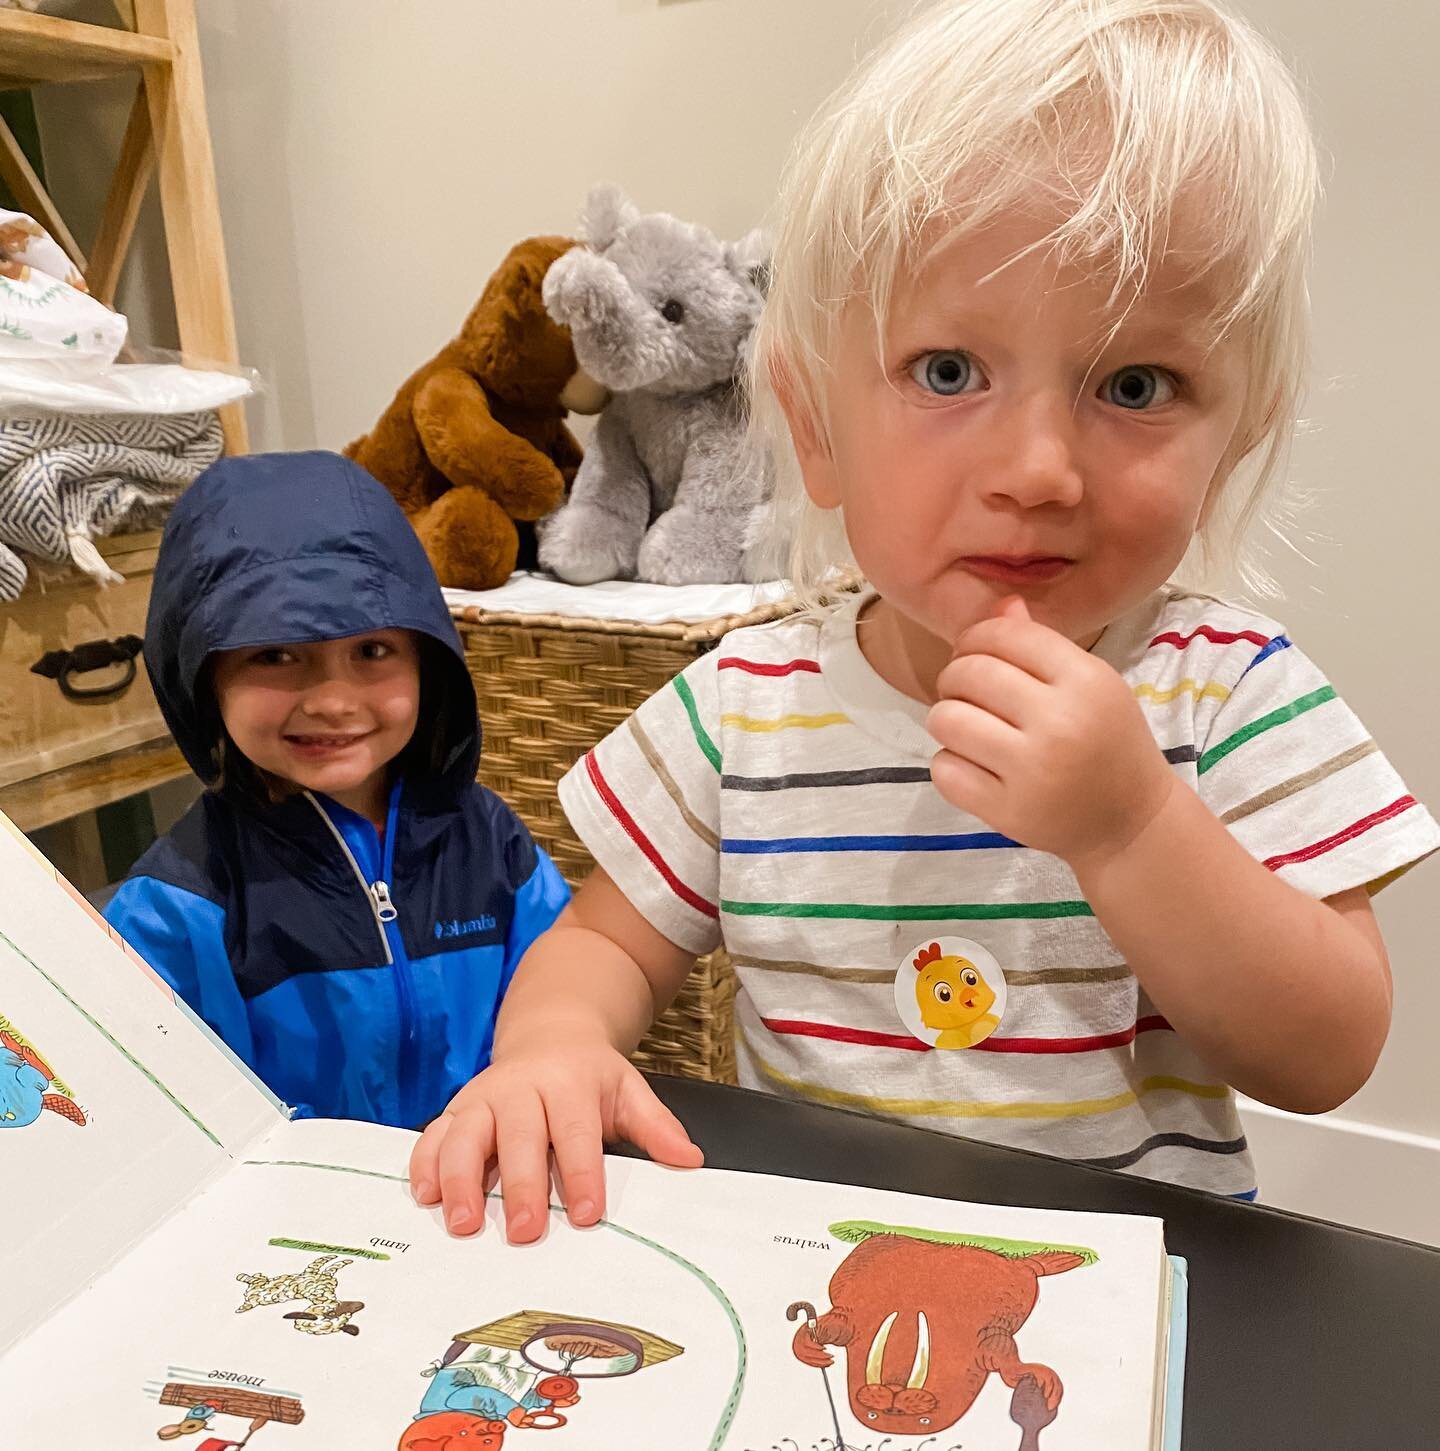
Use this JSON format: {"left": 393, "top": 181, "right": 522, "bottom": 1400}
{"left": 0, "top": 410, "right": 221, "bottom": 601}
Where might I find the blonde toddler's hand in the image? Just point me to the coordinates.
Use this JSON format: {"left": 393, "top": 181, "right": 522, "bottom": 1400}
{"left": 928, "top": 596, "right": 1175, "bottom": 868}
{"left": 407, "top": 1036, "right": 703, "bottom": 1244}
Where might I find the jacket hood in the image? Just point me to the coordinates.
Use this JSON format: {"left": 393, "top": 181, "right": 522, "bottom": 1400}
{"left": 145, "top": 451, "right": 478, "bottom": 791}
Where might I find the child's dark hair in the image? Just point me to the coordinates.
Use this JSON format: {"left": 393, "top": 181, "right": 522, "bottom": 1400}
{"left": 202, "top": 634, "right": 473, "bottom": 808}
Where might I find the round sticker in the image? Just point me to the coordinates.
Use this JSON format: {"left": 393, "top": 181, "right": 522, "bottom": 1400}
{"left": 894, "top": 936, "right": 1008, "bottom": 1050}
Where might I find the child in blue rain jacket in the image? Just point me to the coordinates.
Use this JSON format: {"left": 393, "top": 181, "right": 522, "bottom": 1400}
{"left": 105, "top": 451, "right": 570, "bottom": 1127}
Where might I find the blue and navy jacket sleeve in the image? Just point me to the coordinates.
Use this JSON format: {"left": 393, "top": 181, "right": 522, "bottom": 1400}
{"left": 103, "top": 873, "right": 257, "bottom": 1070}
{"left": 503, "top": 834, "right": 571, "bottom": 990}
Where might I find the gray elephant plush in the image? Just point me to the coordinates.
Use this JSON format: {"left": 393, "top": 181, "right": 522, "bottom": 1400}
{"left": 538, "top": 185, "right": 774, "bottom": 585}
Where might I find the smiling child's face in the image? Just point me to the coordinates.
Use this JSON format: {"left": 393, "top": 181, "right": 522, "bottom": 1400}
{"left": 211, "top": 629, "right": 421, "bottom": 821}
{"left": 785, "top": 213, "right": 1251, "bottom": 684}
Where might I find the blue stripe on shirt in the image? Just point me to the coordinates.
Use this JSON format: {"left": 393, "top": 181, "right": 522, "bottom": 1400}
{"left": 1238, "top": 634, "right": 1292, "bottom": 681}
{"left": 722, "top": 831, "right": 1024, "bottom": 854}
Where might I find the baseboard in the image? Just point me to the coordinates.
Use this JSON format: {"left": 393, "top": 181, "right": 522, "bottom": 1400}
{"left": 1237, "top": 1097, "right": 1440, "bottom": 1246}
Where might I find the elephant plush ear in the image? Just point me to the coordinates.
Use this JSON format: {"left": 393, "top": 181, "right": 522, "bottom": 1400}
{"left": 725, "top": 227, "right": 771, "bottom": 296}
{"left": 582, "top": 183, "right": 641, "bottom": 251}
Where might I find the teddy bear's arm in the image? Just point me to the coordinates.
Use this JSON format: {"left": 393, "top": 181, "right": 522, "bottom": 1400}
{"left": 414, "top": 368, "right": 566, "bottom": 520}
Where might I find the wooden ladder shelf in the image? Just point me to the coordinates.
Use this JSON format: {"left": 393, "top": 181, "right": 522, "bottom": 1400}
{"left": 0, "top": 0, "right": 247, "bottom": 452}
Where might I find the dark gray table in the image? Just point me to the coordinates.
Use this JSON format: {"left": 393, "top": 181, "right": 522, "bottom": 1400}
{"left": 643, "top": 1074, "right": 1440, "bottom": 1451}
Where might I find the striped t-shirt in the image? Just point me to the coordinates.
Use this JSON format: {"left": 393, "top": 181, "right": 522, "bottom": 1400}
{"left": 558, "top": 587, "right": 1439, "bottom": 1195}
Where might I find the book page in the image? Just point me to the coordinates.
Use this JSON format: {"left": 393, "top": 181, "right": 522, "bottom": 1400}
{"left": 3, "top": 1115, "right": 1168, "bottom": 1449}
{"left": 0, "top": 814, "right": 282, "bottom": 1352}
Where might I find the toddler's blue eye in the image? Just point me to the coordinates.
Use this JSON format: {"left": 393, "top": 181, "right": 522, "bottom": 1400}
{"left": 910, "top": 350, "right": 976, "bottom": 396}
{"left": 1103, "top": 366, "right": 1175, "bottom": 410}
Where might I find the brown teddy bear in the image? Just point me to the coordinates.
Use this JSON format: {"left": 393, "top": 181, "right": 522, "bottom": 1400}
{"left": 345, "top": 235, "right": 606, "bottom": 590}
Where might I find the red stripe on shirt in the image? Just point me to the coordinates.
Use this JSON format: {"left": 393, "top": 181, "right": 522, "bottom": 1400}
{"left": 760, "top": 1015, "right": 1172, "bottom": 1054}
{"left": 1150, "top": 625, "right": 1272, "bottom": 650}
{"left": 1263, "top": 795, "right": 1418, "bottom": 872}
{"left": 716, "top": 656, "right": 822, "bottom": 676}
{"left": 975, "top": 1016, "right": 1172, "bottom": 1054}
{"left": 763, "top": 1018, "right": 929, "bottom": 1051}
{"left": 583, "top": 751, "right": 718, "bottom": 918}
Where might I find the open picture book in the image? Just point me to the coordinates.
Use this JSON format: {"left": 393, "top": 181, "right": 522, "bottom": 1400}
{"left": 0, "top": 808, "right": 1187, "bottom": 1450}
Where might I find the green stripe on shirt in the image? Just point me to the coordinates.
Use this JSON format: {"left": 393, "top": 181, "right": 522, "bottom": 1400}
{"left": 673, "top": 675, "right": 721, "bottom": 773}
{"left": 722, "top": 899, "right": 1094, "bottom": 921}
{"left": 1198, "top": 684, "right": 1336, "bottom": 775}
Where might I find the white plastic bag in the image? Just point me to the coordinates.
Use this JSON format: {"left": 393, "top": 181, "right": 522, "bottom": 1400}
{"left": 0, "top": 358, "right": 254, "bottom": 416}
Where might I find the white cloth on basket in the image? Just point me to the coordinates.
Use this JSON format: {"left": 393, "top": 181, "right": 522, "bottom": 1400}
{"left": 442, "top": 570, "right": 791, "bottom": 626}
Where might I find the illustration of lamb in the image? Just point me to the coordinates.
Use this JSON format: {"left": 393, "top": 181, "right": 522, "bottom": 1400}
{"left": 233, "top": 1255, "right": 364, "bottom": 1336}
{"left": 235, "top": 1255, "right": 350, "bottom": 1313}
{"left": 284, "top": 1299, "right": 366, "bottom": 1338}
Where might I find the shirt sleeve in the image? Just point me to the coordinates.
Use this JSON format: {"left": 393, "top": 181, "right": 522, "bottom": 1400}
{"left": 1194, "top": 635, "right": 1440, "bottom": 898}
{"left": 557, "top": 651, "right": 724, "bottom": 955}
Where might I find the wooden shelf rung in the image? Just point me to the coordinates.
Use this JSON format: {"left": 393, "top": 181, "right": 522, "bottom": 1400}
{"left": 0, "top": 736, "right": 187, "bottom": 834}
{"left": 0, "top": 12, "right": 173, "bottom": 88}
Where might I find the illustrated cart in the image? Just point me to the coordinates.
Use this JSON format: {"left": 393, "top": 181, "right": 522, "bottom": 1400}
{"left": 408, "top": 1310, "right": 684, "bottom": 1437}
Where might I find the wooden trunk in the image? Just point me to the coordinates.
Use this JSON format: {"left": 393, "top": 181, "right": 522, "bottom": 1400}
{"left": 158, "top": 1381, "right": 305, "bottom": 1425}
{"left": 0, "top": 531, "right": 166, "bottom": 792}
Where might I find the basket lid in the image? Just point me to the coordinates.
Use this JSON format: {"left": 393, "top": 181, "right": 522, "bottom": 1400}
{"left": 446, "top": 573, "right": 860, "bottom": 642}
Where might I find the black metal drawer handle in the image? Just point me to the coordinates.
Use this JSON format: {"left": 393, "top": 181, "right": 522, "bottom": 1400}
{"left": 31, "top": 634, "right": 144, "bottom": 701}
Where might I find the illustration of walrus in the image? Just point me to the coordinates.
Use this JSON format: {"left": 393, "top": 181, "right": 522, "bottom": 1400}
{"left": 790, "top": 1223, "right": 1092, "bottom": 1445}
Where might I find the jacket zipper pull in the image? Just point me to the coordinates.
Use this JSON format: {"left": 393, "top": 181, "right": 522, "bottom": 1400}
{"left": 369, "top": 880, "right": 399, "bottom": 923}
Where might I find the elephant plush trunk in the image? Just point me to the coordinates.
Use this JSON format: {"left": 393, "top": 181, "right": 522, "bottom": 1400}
{"left": 542, "top": 247, "right": 674, "bottom": 393}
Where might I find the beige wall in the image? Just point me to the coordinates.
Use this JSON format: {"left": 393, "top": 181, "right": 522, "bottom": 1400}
{"left": 34, "top": 0, "right": 1438, "bottom": 1233}
{"left": 193, "top": 0, "right": 918, "bottom": 453}
{"left": 1225, "top": 0, "right": 1439, "bottom": 1154}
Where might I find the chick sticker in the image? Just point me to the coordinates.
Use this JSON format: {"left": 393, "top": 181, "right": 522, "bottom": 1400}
{"left": 894, "top": 937, "right": 1007, "bottom": 1049}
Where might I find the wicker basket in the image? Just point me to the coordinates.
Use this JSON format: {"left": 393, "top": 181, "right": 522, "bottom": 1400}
{"left": 456, "top": 596, "right": 805, "bottom": 1085}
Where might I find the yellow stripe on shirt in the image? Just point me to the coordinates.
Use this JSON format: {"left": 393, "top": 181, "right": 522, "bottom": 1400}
{"left": 1132, "top": 678, "right": 1232, "bottom": 706}
{"left": 720, "top": 711, "right": 850, "bottom": 733}
{"left": 738, "top": 1024, "right": 1228, "bottom": 1120}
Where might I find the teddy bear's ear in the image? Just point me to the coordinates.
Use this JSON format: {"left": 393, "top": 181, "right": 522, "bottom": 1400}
{"left": 582, "top": 183, "right": 641, "bottom": 251}
{"left": 468, "top": 241, "right": 556, "bottom": 379}
{"left": 725, "top": 228, "right": 772, "bottom": 297}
